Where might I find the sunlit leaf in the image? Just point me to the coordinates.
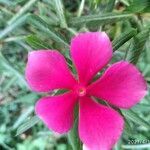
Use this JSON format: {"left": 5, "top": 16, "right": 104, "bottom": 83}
{"left": 25, "top": 35, "right": 52, "bottom": 49}
{"left": 16, "top": 116, "right": 40, "bottom": 136}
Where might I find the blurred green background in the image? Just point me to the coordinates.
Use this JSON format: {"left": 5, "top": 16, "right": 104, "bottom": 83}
{"left": 0, "top": 0, "right": 150, "bottom": 150}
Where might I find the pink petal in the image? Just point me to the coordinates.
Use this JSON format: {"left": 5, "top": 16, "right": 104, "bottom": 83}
{"left": 83, "top": 144, "right": 90, "bottom": 150}
{"left": 35, "top": 92, "right": 77, "bottom": 133}
{"left": 79, "top": 97, "right": 124, "bottom": 150}
{"left": 70, "top": 32, "right": 112, "bottom": 85}
{"left": 25, "top": 50, "right": 76, "bottom": 92}
{"left": 88, "top": 61, "right": 147, "bottom": 109}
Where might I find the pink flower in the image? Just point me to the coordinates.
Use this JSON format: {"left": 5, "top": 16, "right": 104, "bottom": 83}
{"left": 25, "top": 32, "right": 147, "bottom": 150}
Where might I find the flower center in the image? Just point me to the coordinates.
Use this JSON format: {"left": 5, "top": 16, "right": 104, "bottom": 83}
{"left": 77, "top": 86, "right": 86, "bottom": 97}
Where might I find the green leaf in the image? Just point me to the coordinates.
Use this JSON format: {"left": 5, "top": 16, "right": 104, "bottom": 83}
{"left": 112, "top": 28, "right": 137, "bottom": 51}
{"left": 122, "top": 143, "right": 150, "bottom": 149}
{"left": 0, "top": 141, "right": 13, "bottom": 150}
{"left": 126, "top": 28, "right": 150, "bottom": 64}
{"left": 77, "top": 0, "right": 85, "bottom": 17}
{"left": 120, "top": 0, "right": 130, "bottom": 6}
{"left": 69, "top": 13, "right": 133, "bottom": 27}
{"left": 105, "top": 0, "right": 116, "bottom": 12}
{"left": 126, "top": 0, "right": 150, "bottom": 13}
{"left": 121, "top": 109, "right": 150, "bottom": 129}
{"left": 0, "top": 0, "right": 13, "bottom": 6}
{"left": 13, "top": 106, "right": 34, "bottom": 129}
{"left": 3, "top": 76, "right": 17, "bottom": 91}
{"left": 53, "top": 0, "right": 67, "bottom": 28}
{"left": 25, "top": 35, "right": 52, "bottom": 49}
{"left": 16, "top": 116, "right": 40, "bottom": 136}
{"left": 123, "top": 118, "right": 133, "bottom": 136}
{"left": 68, "top": 119, "right": 82, "bottom": 150}
{"left": 27, "top": 15, "right": 69, "bottom": 47}
{"left": 14, "top": 93, "right": 39, "bottom": 104}
{"left": 0, "top": 14, "right": 29, "bottom": 39}
{"left": 8, "top": 0, "right": 38, "bottom": 25}
{"left": 3, "top": 35, "right": 27, "bottom": 43}
{"left": 0, "top": 52, "right": 27, "bottom": 88}
{"left": 132, "top": 103, "right": 150, "bottom": 113}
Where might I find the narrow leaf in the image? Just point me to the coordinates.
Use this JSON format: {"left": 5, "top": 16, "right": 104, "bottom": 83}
{"left": 77, "top": 0, "right": 85, "bottom": 17}
{"left": 124, "top": 119, "right": 133, "bottom": 136}
{"left": 121, "top": 109, "right": 150, "bottom": 129}
{"left": 126, "top": 28, "right": 150, "bottom": 64}
{"left": 69, "top": 13, "right": 133, "bottom": 27}
{"left": 16, "top": 116, "right": 40, "bottom": 136}
{"left": 125, "top": 0, "right": 150, "bottom": 13}
{"left": 25, "top": 35, "right": 52, "bottom": 49}
{"left": 105, "top": 0, "right": 116, "bottom": 12}
{"left": 122, "top": 143, "right": 150, "bottom": 149}
{"left": 0, "top": 52, "right": 27, "bottom": 88}
{"left": 28, "top": 15, "right": 69, "bottom": 47}
{"left": 132, "top": 104, "right": 150, "bottom": 112}
{"left": 14, "top": 93, "right": 39, "bottom": 104}
{"left": 68, "top": 119, "right": 82, "bottom": 150}
{"left": 8, "top": 0, "right": 38, "bottom": 25}
{"left": 0, "top": 14, "right": 29, "bottom": 39}
{"left": 53, "top": 0, "right": 67, "bottom": 28}
{"left": 13, "top": 106, "right": 34, "bottom": 129}
{"left": 112, "top": 28, "right": 137, "bottom": 51}
{"left": 3, "top": 76, "right": 17, "bottom": 91}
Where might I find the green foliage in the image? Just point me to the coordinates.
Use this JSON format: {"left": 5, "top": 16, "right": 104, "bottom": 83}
{"left": 125, "top": 0, "right": 150, "bottom": 13}
{"left": 69, "top": 13, "right": 133, "bottom": 27}
{"left": 112, "top": 28, "right": 137, "bottom": 51}
{"left": 121, "top": 109, "right": 150, "bottom": 129}
{"left": 0, "top": 0, "right": 150, "bottom": 149}
{"left": 27, "top": 14, "right": 69, "bottom": 47}
{"left": 126, "top": 28, "right": 150, "bottom": 64}
{"left": 68, "top": 119, "right": 82, "bottom": 150}
{"left": 16, "top": 116, "right": 40, "bottom": 136}
{"left": 25, "top": 35, "right": 52, "bottom": 49}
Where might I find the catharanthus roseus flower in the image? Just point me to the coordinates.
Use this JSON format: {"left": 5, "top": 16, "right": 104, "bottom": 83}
{"left": 25, "top": 32, "right": 147, "bottom": 150}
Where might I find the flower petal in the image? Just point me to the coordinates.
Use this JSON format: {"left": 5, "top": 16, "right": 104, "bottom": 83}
{"left": 88, "top": 61, "right": 147, "bottom": 109}
{"left": 71, "top": 32, "right": 112, "bottom": 85}
{"left": 35, "top": 92, "right": 77, "bottom": 133}
{"left": 79, "top": 97, "right": 124, "bottom": 150}
{"left": 83, "top": 144, "right": 90, "bottom": 150}
{"left": 25, "top": 50, "right": 76, "bottom": 92}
